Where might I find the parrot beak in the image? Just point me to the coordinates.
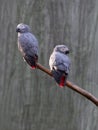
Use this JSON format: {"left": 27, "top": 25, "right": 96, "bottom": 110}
{"left": 65, "top": 50, "right": 69, "bottom": 54}
{"left": 16, "top": 28, "right": 20, "bottom": 32}
{"left": 65, "top": 48, "right": 69, "bottom": 54}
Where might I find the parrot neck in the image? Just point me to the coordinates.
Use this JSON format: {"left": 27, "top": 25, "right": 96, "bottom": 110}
{"left": 18, "top": 33, "right": 21, "bottom": 37}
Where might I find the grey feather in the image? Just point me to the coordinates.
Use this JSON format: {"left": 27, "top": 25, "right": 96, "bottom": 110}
{"left": 18, "top": 32, "right": 38, "bottom": 57}
{"left": 16, "top": 23, "right": 38, "bottom": 68}
{"left": 49, "top": 45, "right": 71, "bottom": 75}
{"left": 49, "top": 45, "right": 71, "bottom": 87}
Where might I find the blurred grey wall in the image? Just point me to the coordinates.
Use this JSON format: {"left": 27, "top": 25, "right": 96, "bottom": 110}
{"left": 0, "top": 0, "right": 98, "bottom": 130}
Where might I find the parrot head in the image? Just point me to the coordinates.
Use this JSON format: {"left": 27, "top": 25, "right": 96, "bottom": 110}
{"left": 16, "top": 23, "right": 31, "bottom": 33}
{"left": 54, "top": 45, "right": 69, "bottom": 54}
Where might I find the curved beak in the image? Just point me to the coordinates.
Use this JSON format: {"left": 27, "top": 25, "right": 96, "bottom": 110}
{"left": 16, "top": 28, "right": 20, "bottom": 32}
{"left": 65, "top": 47, "right": 70, "bottom": 54}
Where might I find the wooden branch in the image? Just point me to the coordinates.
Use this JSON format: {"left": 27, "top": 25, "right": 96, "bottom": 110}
{"left": 36, "top": 63, "right": 98, "bottom": 106}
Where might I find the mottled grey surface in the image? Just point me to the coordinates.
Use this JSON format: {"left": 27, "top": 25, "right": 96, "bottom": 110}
{"left": 0, "top": 0, "right": 98, "bottom": 130}
{"left": 49, "top": 45, "right": 70, "bottom": 73}
{"left": 16, "top": 23, "right": 38, "bottom": 67}
{"left": 49, "top": 45, "right": 70, "bottom": 86}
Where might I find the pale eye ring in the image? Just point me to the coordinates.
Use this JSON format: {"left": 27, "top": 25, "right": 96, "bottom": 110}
{"left": 60, "top": 48, "right": 66, "bottom": 52}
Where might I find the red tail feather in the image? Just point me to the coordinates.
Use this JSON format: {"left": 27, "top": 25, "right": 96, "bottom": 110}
{"left": 59, "top": 75, "right": 65, "bottom": 87}
{"left": 31, "top": 66, "right": 36, "bottom": 69}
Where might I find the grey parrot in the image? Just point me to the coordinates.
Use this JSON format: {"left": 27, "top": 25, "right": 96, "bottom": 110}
{"left": 49, "top": 45, "right": 71, "bottom": 87}
{"left": 16, "top": 23, "right": 38, "bottom": 69}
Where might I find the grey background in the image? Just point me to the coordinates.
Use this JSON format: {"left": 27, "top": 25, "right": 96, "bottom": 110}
{"left": 0, "top": 0, "right": 98, "bottom": 130}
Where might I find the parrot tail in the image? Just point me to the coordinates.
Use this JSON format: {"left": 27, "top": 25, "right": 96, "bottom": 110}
{"left": 59, "top": 74, "right": 66, "bottom": 87}
{"left": 51, "top": 70, "right": 67, "bottom": 87}
{"left": 24, "top": 55, "right": 38, "bottom": 69}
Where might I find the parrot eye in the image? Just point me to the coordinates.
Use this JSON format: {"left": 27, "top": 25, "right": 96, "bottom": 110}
{"left": 59, "top": 47, "right": 69, "bottom": 54}
{"left": 60, "top": 47, "right": 66, "bottom": 52}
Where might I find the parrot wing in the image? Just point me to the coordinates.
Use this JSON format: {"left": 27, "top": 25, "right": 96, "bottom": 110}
{"left": 18, "top": 32, "right": 39, "bottom": 68}
{"left": 49, "top": 51, "right": 71, "bottom": 74}
{"left": 18, "top": 32, "right": 38, "bottom": 57}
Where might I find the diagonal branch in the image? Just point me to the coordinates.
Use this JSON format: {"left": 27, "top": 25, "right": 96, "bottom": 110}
{"left": 36, "top": 63, "right": 98, "bottom": 106}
